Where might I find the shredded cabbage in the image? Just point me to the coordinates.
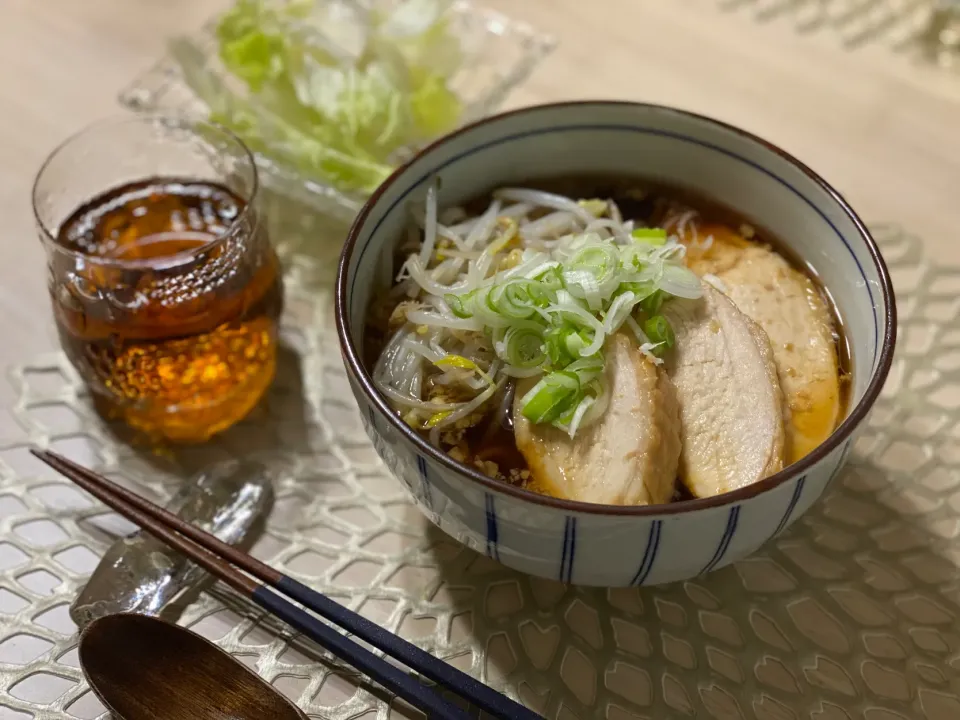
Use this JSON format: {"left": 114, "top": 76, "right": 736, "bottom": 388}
{"left": 374, "top": 187, "right": 703, "bottom": 439}
{"left": 170, "top": 0, "right": 463, "bottom": 194}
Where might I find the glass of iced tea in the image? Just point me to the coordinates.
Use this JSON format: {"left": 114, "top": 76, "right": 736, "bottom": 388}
{"left": 32, "top": 116, "right": 283, "bottom": 443}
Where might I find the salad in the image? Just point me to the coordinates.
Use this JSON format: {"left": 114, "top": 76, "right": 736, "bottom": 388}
{"left": 172, "top": 0, "right": 464, "bottom": 194}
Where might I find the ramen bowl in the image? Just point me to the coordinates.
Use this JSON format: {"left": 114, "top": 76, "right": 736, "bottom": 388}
{"left": 335, "top": 101, "right": 895, "bottom": 587}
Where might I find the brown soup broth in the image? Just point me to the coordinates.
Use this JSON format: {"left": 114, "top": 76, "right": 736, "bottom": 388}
{"left": 364, "top": 176, "right": 852, "bottom": 493}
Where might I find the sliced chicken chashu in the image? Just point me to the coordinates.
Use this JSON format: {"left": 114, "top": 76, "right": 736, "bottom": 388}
{"left": 664, "top": 283, "right": 786, "bottom": 497}
{"left": 513, "top": 332, "right": 682, "bottom": 505}
{"left": 684, "top": 225, "right": 842, "bottom": 463}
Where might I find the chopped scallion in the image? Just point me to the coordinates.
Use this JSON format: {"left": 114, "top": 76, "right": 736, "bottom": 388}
{"left": 387, "top": 192, "right": 704, "bottom": 438}
{"left": 631, "top": 227, "right": 668, "bottom": 245}
{"left": 643, "top": 315, "right": 675, "bottom": 356}
{"left": 445, "top": 293, "right": 473, "bottom": 318}
{"left": 640, "top": 289, "right": 665, "bottom": 316}
{"left": 520, "top": 371, "right": 581, "bottom": 423}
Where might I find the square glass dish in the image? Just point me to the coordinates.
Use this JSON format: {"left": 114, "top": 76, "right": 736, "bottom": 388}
{"left": 119, "top": 1, "right": 554, "bottom": 220}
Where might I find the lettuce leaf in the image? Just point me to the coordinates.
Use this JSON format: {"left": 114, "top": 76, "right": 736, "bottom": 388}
{"left": 171, "top": 0, "right": 464, "bottom": 195}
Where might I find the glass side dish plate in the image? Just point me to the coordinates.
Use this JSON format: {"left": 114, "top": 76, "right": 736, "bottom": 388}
{"left": 119, "top": 1, "right": 555, "bottom": 220}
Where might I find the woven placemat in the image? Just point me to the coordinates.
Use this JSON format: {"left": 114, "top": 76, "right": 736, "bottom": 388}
{"left": 0, "top": 198, "right": 957, "bottom": 719}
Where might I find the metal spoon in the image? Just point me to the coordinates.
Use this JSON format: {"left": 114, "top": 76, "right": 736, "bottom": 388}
{"left": 79, "top": 613, "right": 309, "bottom": 720}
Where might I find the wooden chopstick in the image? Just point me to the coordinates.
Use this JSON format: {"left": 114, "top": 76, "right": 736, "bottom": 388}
{"left": 33, "top": 451, "right": 468, "bottom": 720}
{"left": 32, "top": 449, "right": 541, "bottom": 720}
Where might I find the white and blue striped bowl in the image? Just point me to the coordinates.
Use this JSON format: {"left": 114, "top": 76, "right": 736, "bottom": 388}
{"left": 335, "top": 101, "right": 896, "bottom": 587}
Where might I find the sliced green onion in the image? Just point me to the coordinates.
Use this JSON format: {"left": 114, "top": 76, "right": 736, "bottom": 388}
{"left": 604, "top": 291, "right": 638, "bottom": 332}
{"left": 644, "top": 315, "right": 675, "bottom": 356}
{"left": 565, "top": 355, "right": 604, "bottom": 384}
{"left": 544, "top": 324, "right": 583, "bottom": 367}
{"left": 498, "top": 326, "right": 545, "bottom": 368}
{"left": 544, "top": 325, "right": 567, "bottom": 366}
{"left": 562, "top": 269, "right": 603, "bottom": 310}
{"left": 558, "top": 396, "right": 594, "bottom": 438}
{"left": 533, "top": 264, "right": 564, "bottom": 291}
{"left": 568, "top": 243, "right": 618, "bottom": 271}
{"left": 401, "top": 206, "right": 705, "bottom": 438}
{"left": 445, "top": 292, "right": 473, "bottom": 318}
{"left": 659, "top": 263, "right": 703, "bottom": 299}
{"left": 488, "top": 278, "right": 539, "bottom": 319}
{"left": 640, "top": 289, "right": 665, "bottom": 316}
{"left": 544, "top": 325, "right": 593, "bottom": 368}
{"left": 567, "top": 243, "right": 619, "bottom": 288}
{"left": 526, "top": 283, "right": 554, "bottom": 308}
{"left": 566, "top": 329, "right": 591, "bottom": 358}
{"left": 578, "top": 198, "right": 608, "bottom": 217}
{"left": 520, "top": 371, "right": 581, "bottom": 423}
{"left": 555, "top": 394, "right": 583, "bottom": 426}
{"left": 632, "top": 227, "right": 668, "bottom": 245}
{"left": 620, "top": 280, "right": 657, "bottom": 297}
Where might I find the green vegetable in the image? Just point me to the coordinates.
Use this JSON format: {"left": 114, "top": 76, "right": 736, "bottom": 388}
{"left": 171, "top": 0, "right": 464, "bottom": 194}
{"left": 640, "top": 289, "right": 665, "bottom": 316}
{"left": 410, "top": 71, "right": 462, "bottom": 136}
{"left": 643, "top": 314, "right": 675, "bottom": 356}
{"left": 438, "top": 230, "right": 700, "bottom": 435}
{"left": 631, "top": 227, "right": 667, "bottom": 245}
{"left": 544, "top": 324, "right": 590, "bottom": 367}
{"left": 487, "top": 279, "right": 540, "bottom": 320}
{"left": 498, "top": 326, "right": 545, "bottom": 368}
{"left": 444, "top": 292, "right": 473, "bottom": 318}
{"left": 520, "top": 371, "right": 581, "bottom": 423}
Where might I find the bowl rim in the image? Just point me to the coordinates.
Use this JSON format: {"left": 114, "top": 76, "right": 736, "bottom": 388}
{"left": 335, "top": 100, "right": 897, "bottom": 517}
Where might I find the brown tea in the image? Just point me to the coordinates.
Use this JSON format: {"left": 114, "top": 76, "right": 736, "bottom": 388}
{"left": 52, "top": 178, "right": 283, "bottom": 442}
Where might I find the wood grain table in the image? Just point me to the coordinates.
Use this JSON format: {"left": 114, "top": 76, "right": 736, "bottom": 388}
{"left": 0, "top": 0, "right": 958, "bottom": 379}
{"left": 1, "top": 0, "right": 959, "bottom": 717}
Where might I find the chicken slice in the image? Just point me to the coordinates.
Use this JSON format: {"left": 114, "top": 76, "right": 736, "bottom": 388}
{"left": 684, "top": 225, "right": 842, "bottom": 464}
{"left": 663, "top": 283, "right": 786, "bottom": 497}
{"left": 513, "top": 332, "right": 681, "bottom": 505}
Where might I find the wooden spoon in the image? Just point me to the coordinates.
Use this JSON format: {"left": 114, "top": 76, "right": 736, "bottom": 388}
{"left": 79, "top": 613, "right": 309, "bottom": 720}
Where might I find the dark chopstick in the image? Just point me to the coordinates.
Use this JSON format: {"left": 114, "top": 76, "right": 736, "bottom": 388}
{"left": 33, "top": 449, "right": 541, "bottom": 720}
{"left": 33, "top": 451, "right": 468, "bottom": 720}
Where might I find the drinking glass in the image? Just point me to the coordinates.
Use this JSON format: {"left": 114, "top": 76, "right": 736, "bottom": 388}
{"left": 32, "top": 116, "right": 284, "bottom": 443}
